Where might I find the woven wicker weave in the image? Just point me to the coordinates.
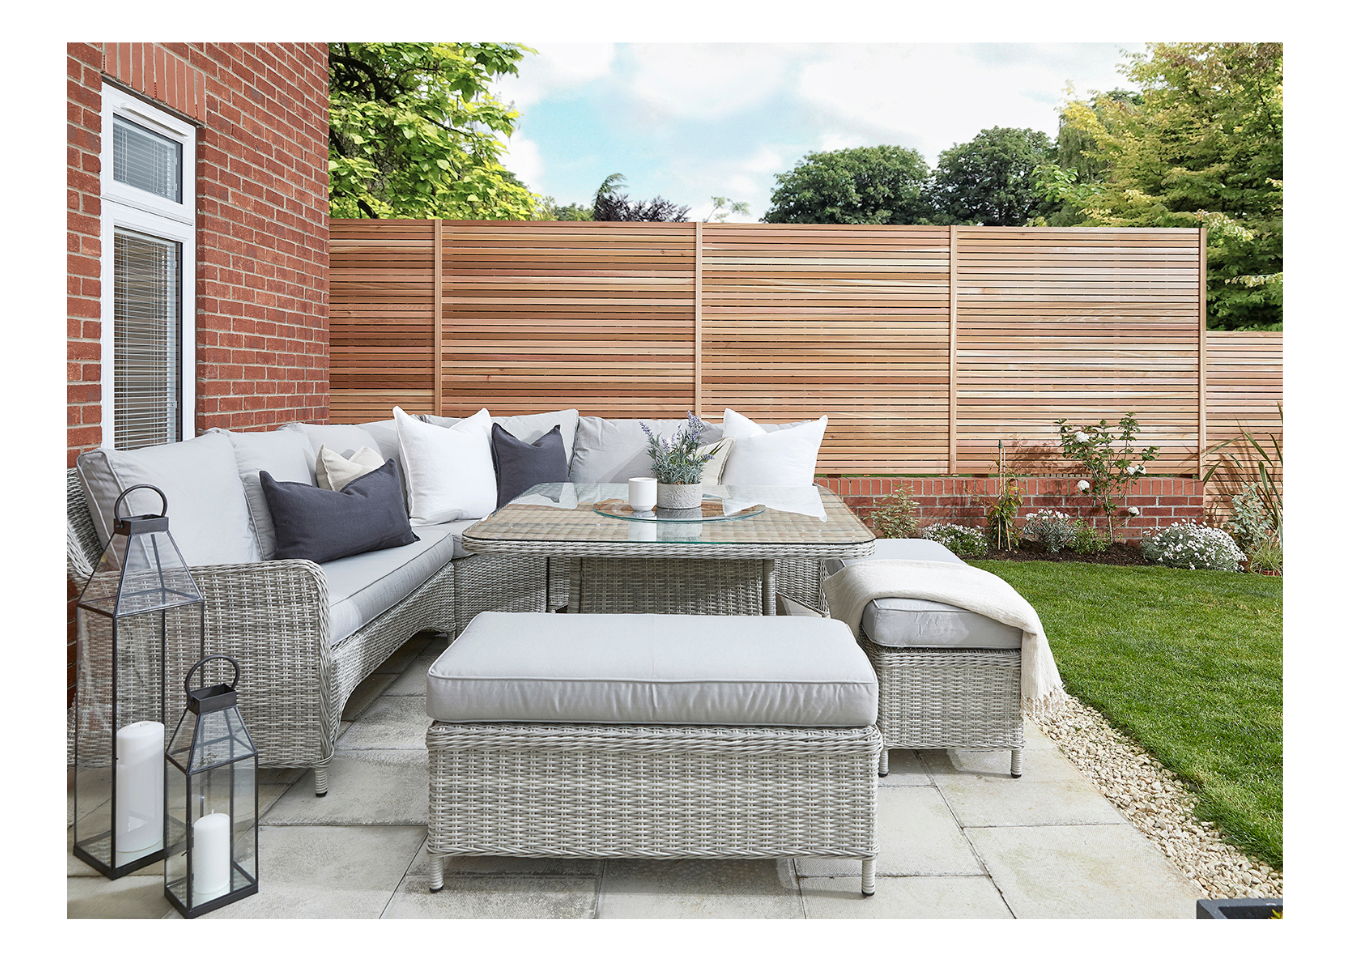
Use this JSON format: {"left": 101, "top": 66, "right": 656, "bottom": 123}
{"left": 860, "top": 632, "right": 1024, "bottom": 777}
{"left": 427, "top": 720, "right": 881, "bottom": 896}
{"left": 67, "top": 470, "right": 456, "bottom": 795}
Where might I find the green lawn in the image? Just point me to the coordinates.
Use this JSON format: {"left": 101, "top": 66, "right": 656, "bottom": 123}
{"left": 967, "top": 560, "right": 1283, "bottom": 870}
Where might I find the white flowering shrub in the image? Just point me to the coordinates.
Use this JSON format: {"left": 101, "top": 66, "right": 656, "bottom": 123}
{"left": 1141, "top": 521, "right": 1244, "bottom": 572}
{"left": 1022, "top": 510, "right": 1076, "bottom": 553}
{"left": 921, "top": 522, "right": 988, "bottom": 557}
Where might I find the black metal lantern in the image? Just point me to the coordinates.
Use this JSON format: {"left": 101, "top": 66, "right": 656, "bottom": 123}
{"left": 165, "top": 655, "right": 259, "bottom": 917}
{"left": 73, "top": 484, "right": 205, "bottom": 879}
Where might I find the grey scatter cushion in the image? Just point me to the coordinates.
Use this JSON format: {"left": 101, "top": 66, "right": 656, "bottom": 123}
{"left": 260, "top": 459, "right": 418, "bottom": 564}
{"left": 491, "top": 423, "right": 570, "bottom": 509}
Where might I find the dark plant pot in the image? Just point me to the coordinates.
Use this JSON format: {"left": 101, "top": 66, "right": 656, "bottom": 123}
{"left": 1196, "top": 898, "right": 1282, "bottom": 919}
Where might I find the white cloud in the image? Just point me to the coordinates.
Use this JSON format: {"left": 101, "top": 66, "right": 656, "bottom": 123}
{"left": 625, "top": 43, "right": 803, "bottom": 120}
{"left": 796, "top": 43, "right": 1143, "bottom": 164}
{"left": 495, "top": 43, "right": 617, "bottom": 109}
{"left": 500, "top": 136, "right": 545, "bottom": 193}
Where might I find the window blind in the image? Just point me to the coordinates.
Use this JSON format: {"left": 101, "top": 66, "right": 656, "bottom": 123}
{"left": 113, "top": 116, "right": 182, "bottom": 203}
{"left": 114, "top": 228, "right": 182, "bottom": 449}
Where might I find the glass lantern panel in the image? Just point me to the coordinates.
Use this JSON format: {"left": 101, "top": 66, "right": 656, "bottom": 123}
{"left": 73, "top": 609, "right": 167, "bottom": 869}
{"left": 79, "top": 529, "right": 202, "bottom": 617}
{"left": 165, "top": 735, "right": 258, "bottom": 911}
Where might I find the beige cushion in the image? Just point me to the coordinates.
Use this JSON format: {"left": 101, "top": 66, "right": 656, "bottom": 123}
{"left": 316, "top": 445, "right": 384, "bottom": 491}
{"left": 697, "top": 438, "right": 733, "bottom": 483}
{"left": 76, "top": 432, "right": 260, "bottom": 566}
{"left": 426, "top": 612, "right": 878, "bottom": 727}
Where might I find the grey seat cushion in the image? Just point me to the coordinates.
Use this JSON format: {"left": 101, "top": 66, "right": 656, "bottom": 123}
{"left": 825, "top": 538, "right": 1022, "bottom": 650}
{"left": 426, "top": 612, "right": 878, "bottom": 727}
{"left": 323, "top": 520, "right": 465, "bottom": 646}
{"left": 207, "top": 426, "right": 317, "bottom": 560}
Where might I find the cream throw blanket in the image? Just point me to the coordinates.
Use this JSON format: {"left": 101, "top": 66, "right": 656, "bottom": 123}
{"left": 823, "top": 559, "right": 1066, "bottom": 716}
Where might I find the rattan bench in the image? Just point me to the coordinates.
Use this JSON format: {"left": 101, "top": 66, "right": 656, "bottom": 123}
{"left": 425, "top": 612, "right": 883, "bottom": 897}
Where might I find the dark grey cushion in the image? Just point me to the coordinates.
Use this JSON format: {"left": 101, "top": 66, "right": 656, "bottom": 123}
{"left": 490, "top": 422, "right": 569, "bottom": 509}
{"left": 260, "top": 459, "right": 418, "bottom": 564}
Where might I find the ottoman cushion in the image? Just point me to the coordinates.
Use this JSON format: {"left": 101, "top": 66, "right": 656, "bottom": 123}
{"left": 825, "top": 539, "right": 1022, "bottom": 650}
{"left": 426, "top": 612, "right": 877, "bottom": 727}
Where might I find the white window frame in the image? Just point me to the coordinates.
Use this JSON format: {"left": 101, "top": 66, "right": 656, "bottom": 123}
{"left": 100, "top": 86, "right": 196, "bottom": 449}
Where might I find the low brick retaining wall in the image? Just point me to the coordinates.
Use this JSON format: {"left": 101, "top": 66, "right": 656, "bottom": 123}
{"left": 817, "top": 476, "right": 1206, "bottom": 545}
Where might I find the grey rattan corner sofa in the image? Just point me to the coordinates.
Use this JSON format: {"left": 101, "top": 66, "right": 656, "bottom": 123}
{"left": 66, "top": 411, "right": 825, "bottom": 796}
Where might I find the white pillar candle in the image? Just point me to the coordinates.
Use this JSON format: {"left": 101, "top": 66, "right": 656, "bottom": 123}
{"left": 114, "top": 721, "right": 164, "bottom": 865}
{"left": 192, "top": 812, "right": 232, "bottom": 902}
{"left": 627, "top": 477, "right": 657, "bottom": 512}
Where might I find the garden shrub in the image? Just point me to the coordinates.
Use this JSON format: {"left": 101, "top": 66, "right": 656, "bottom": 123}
{"left": 1226, "top": 482, "right": 1274, "bottom": 555}
{"left": 1141, "top": 521, "right": 1245, "bottom": 572}
{"left": 1023, "top": 510, "right": 1075, "bottom": 553}
{"left": 869, "top": 490, "right": 919, "bottom": 539}
{"left": 1246, "top": 537, "right": 1282, "bottom": 575}
{"left": 921, "top": 522, "right": 988, "bottom": 557}
{"left": 1070, "top": 520, "right": 1109, "bottom": 555}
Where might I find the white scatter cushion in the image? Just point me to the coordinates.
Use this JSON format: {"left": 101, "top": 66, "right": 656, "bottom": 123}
{"left": 316, "top": 445, "right": 385, "bottom": 492}
{"left": 719, "top": 409, "right": 827, "bottom": 486}
{"left": 698, "top": 439, "right": 733, "bottom": 483}
{"left": 394, "top": 406, "right": 497, "bottom": 522}
{"left": 207, "top": 427, "right": 317, "bottom": 560}
{"left": 423, "top": 409, "right": 580, "bottom": 464}
{"left": 76, "top": 432, "right": 261, "bottom": 566}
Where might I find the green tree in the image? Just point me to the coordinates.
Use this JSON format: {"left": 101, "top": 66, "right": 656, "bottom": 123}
{"left": 705, "top": 196, "right": 751, "bottom": 222}
{"left": 535, "top": 198, "right": 594, "bottom": 221}
{"left": 591, "top": 173, "right": 689, "bottom": 221}
{"left": 328, "top": 42, "right": 538, "bottom": 220}
{"left": 762, "top": 146, "right": 935, "bottom": 224}
{"left": 1038, "top": 43, "right": 1283, "bottom": 329}
{"left": 931, "top": 127, "right": 1054, "bottom": 226}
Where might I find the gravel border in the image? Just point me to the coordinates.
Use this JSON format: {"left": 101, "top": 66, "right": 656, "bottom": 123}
{"left": 1035, "top": 694, "right": 1282, "bottom": 900}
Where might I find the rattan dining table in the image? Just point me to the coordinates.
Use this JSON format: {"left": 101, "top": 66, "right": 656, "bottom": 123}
{"left": 460, "top": 482, "right": 876, "bottom": 615}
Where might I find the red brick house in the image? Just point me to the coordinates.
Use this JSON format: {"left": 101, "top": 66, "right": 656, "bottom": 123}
{"left": 66, "top": 42, "right": 331, "bottom": 699}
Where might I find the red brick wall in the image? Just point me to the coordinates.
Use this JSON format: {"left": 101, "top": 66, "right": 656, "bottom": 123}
{"left": 66, "top": 42, "right": 330, "bottom": 705}
{"left": 66, "top": 41, "right": 329, "bottom": 468}
{"left": 819, "top": 475, "right": 1206, "bottom": 545}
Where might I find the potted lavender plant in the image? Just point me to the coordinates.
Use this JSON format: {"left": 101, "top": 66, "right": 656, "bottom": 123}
{"left": 641, "top": 413, "right": 724, "bottom": 510}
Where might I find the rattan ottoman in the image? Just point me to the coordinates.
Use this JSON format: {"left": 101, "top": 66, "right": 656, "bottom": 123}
{"left": 424, "top": 612, "right": 883, "bottom": 897}
{"left": 825, "top": 539, "right": 1025, "bottom": 778}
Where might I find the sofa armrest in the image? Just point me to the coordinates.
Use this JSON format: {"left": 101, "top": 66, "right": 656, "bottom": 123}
{"left": 182, "top": 559, "right": 337, "bottom": 768}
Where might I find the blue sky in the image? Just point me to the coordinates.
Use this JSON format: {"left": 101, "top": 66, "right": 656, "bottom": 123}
{"left": 494, "top": 43, "right": 1148, "bottom": 221}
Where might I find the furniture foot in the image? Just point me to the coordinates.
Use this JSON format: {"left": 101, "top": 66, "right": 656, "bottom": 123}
{"left": 313, "top": 761, "right": 330, "bottom": 797}
{"left": 1011, "top": 748, "right": 1023, "bottom": 779}
{"left": 861, "top": 858, "right": 876, "bottom": 897}
{"left": 878, "top": 748, "right": 889, "bottom": 777}
{"left": 429, "top": 854, "right": 445, "bottom": 893}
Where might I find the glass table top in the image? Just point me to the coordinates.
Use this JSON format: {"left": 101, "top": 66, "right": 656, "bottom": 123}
{"left": 591, "top": 497, "right": 767, "bottom": 523}
{"left": 461, "top": 483, "right": 875, "bottom": 553}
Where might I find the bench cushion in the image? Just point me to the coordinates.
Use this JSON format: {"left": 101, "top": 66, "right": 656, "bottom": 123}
{"left": 825, "top": 539, "right": 1022, "bottom": 650}
{"left": 426, "top": 612, "right": 878, "bottom": 727}
{"left": 569, "top": 417, "right": 725, "bottom": 484}
{"left": 324, "top": 520, "right": 463, "bottom": 645}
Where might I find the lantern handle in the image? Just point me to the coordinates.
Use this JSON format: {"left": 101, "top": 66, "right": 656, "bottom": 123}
{"left": 184, "top": 655, "right": 241, "bottom": 696}
{"left": 113, "top": 484, "right": 168, "bottom": 521}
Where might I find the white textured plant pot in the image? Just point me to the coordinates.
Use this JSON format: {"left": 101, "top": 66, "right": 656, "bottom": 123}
{"left": 656, "top": 482, "right": 702, "bottom": 510}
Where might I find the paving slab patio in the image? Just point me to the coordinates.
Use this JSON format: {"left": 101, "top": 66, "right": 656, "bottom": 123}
{"left": 67, "top": 629, "right": 1205, "bottom": 920}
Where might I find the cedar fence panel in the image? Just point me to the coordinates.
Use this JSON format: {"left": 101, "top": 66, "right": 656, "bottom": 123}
{"left": 1203, "top": 330, "right": 1284, "bottom": 509}
{"left": 328, "top": 221, "right": 1282, "bottom": 485}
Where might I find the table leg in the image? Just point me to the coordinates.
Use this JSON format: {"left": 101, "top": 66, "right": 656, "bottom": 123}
{"left": 763, "top": 558, "right": 776, "bottom": 616}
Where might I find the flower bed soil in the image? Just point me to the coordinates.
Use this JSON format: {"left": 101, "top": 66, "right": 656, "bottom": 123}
{"left": 980, "top": 541, "right": 1149, "bottom": 566}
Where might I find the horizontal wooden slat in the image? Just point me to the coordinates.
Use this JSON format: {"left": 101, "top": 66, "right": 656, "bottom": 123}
{"left": 328, "top": 221, "right": 1280, "bottom": 485}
